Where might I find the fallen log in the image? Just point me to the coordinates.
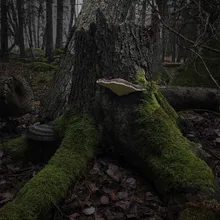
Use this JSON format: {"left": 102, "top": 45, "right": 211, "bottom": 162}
{"left": 159, "top": 86, "right": 220, "bottom": 111}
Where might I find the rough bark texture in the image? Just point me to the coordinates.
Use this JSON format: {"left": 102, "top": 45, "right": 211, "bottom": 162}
{"left": 1, "top": 0, "right": 9, "bottom": 60}
{"left": 40, "top": 0, "right": 153, "bottom": 121}
{"left": 16, "top": 0, "right": 25, "bottom": 57}
{"left": 55, "top": 0, "right": 64, "bottom": 48}
{"left": 45, "top": 0, "right": 53, "bottom": 62}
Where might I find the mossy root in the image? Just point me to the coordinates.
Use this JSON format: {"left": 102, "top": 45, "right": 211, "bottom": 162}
{"left": 0, "top": 114, "right": 97, "bottom": 220}
{"left": 117, "top": 84, "right": 214, "bottom": 195}
{"left": 0, "top": 136, "right": 28, "bottom": 160}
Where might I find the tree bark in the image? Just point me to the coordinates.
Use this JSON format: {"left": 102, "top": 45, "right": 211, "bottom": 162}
{"left": 68, "top": 0, "right": 76, "bottom": 36}
{"left": 16, "top": 0, "right": 25, "bottom": 58}
{"left": 1, "top": 0, "right": 9, "bottom": 61}
{"left": 55, "top": 0, "right": 64, "bottom": 48}
{"left": 40, "top": 0, "right": 153, "bottom": 121}
{"left": 45, "top": 0, "right": 53, "bottom": 62}
{"left": 27, "top": 1, "right": 34, "bottom": 49}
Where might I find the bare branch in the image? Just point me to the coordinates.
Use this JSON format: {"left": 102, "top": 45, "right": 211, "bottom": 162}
{"left": 190, "top": 48, "right": 220, "bottom": 89}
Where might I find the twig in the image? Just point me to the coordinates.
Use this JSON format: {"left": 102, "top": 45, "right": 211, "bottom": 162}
{"left": 146, "top": 0, "right": 220, "bottom": 54}
{"left": 190, "top": 48, "right": 220, "bottom": 89}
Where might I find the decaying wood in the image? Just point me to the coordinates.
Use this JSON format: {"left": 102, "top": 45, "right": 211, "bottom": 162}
{"left": 160, "top": 86, "right": 220, "bottom": 111}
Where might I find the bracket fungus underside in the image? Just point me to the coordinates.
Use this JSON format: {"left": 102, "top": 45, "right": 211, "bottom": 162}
{"left": 96, "top": 78, "right": 146, "bottom": 96}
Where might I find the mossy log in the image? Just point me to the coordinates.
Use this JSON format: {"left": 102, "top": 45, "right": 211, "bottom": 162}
{"left": 0, "top": 136, "right": 28, "bottom": 160}
{"left": 0, "top": 115, "right": 97, "bottom": 220}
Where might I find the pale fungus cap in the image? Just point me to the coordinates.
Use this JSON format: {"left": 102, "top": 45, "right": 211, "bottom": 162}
{"left": 96, "top": 78, "right": 146, "bottom": 96}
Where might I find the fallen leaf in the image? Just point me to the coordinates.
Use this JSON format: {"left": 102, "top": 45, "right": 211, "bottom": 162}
{"left": 68, "top": 213, "right": 80, "bottom": 220}
{"left": 146, "top": 192, "right": 153, "bottom": 200}
{"left": 116, "top": 201, "right": 130, "bottom": 210}
{"left": 89, "top": 183, "right": 98, "bottom": 192}
{"left": 34, "top": 100, "right": 41, "bottom": 105}
{"left": 0, "top": 192, "right": 13, "bottom": 204}
{"left": 117, "top": 192, "right": 129, "bottom": 200}
{"left": 109, "top": 191, "right": 117, "bottom": 201}
{"left": 100, "top": 195, "right": 109, "bottom": 205}
{"left": 108, "top": 163, "right": 118, "bottom": 172}
{"left": 89, "top": 165, "right": 101, "bottom": 175}
{"left": 83, "top": 206, "right": 95, "bottom": 215}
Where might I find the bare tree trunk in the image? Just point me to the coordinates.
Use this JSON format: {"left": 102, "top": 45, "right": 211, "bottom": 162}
{"left": 40, "top": 0, "right": 154, "bottom": 121}
{"left": 37, "top": 0, "right": 44, "bottom": 48}
{"left": 1, "top": 0, "right": 9, "bottom": 61}
{"left": 55, "top": 0, "right": 64, "bottom": 48}
{"left": 32, "top": 4, "right": 37, "bottom": 48}
{"left": 8, "top": 0, "right": 18, "bottom": 46}
{"left": 68, "top": 0, "right": 76, "bottom": 35}
{"left": 45, "top": 0, "right": 53, "bottom": 62}
{"left": 16, "top": 0, "right": 25, "bottom": 57}
{"left": 27, "top": 1, "right": 33, "bottom": 48}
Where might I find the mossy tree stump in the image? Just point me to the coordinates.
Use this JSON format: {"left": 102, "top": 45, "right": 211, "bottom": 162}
{"left": 0, "top": 1, "right": 218, "bottom": 219}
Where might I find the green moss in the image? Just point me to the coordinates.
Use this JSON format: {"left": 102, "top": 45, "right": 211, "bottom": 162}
{"left": 178, "top": 207, "right": 219, "bottom": 220}
{"left": 30, "top": 62, "right": 57, "bottom": 72}
{"left": 136, "top": 68, "right": 148, "bottom": 87}
{"left": 25, "top": 48, "right": 44, "bottom": 58}
{"left": 0, "top": 114, "right": 98, "bottom": 220}
{"left": 0, "top": 136, "right": 28, "bottom": 160}
{"left": 52, "top": 48, "right": 65, "bottom": 57}
{"left": 32, "top": 71, "right": 53, "bottom": 87}
{"left": 154, "top": 87, "right": 179, "bottom": 123}
{"left": 129, "top": 87, "right": 214, "bottom": 194}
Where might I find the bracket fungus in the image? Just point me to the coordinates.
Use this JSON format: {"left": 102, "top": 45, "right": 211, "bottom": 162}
{"left": 25, "top": 123, "right": 55, "bottom": 141}
{"left": 96, "top": 78, "right": 146, "bottom": 96}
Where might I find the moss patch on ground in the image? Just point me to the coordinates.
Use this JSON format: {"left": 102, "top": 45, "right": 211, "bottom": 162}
{"left": 0, "top": 136, "right": 28, "bottom": 160}
{"left": 25, "top": 48, "right": 44, "bottom": 59}
{"left": 32, "top": 71, "right": 53, "bottom": 88}
{"left": 52, "top": 48, "right": 65, "bottom": 57}
{"left": 0, "top": 113, "right": 98, "bottom": 220}
{"left": 178, "top": 207, "right": 219, "bottom": 220}
{"left": 30, "top": 62, "right": 57, "bottom": 72}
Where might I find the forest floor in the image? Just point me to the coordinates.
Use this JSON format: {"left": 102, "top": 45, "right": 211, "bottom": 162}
{"left": 0, "top": 61, "right": 220, "bottom": 219}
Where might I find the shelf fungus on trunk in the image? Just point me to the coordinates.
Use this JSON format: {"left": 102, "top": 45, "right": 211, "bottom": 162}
{"left": 96, "top": 78, "right": 146, "bottom": 96}
{"left": 25, "top": 123, "right": 55, "bottom": 141}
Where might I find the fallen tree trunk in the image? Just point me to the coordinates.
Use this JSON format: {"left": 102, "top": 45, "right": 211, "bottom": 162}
{"left": 160, "top": 86, "right": 220, "bottom": 111}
